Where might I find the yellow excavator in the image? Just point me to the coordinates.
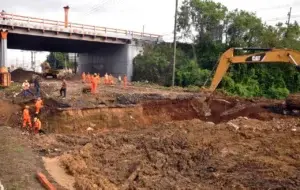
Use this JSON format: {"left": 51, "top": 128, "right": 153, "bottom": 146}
{"left": 206, "top": 47, "right": 300, "bottom": 109}
{"left": 207, "top": 47, "right": 300, "bottom": 91}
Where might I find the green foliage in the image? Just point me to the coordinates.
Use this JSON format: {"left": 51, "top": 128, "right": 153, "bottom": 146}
{"left": 133, "top": 43, "right": 188, "bottom": 86}
{"left": 46, "top": 52, "right": 72, "bottom": 69}
{"left": 176, "top": 60, "right": 211, "bottom": 86}
{"left": 132, "top": 0, "right": 300, "bottom": 99}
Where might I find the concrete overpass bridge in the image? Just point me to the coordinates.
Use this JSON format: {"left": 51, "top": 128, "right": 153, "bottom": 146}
{"left": 0, "top": 12, "right": 162, "bottom": 80}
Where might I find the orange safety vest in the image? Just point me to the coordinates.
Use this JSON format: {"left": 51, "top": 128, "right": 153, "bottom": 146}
{"left": 23, "top": 109, "right": 30, "bottom": 119}
{"left": 35, "top": 100, "right": 43, "bottom": 108}
{"left": 34, "top": 119, "right": 41, "bottom": 130}
{"left": 92, "top": 76, "right": 97, "bottom": 84}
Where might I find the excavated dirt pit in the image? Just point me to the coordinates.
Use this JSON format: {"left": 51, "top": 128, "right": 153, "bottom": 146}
{"left": 32, "top": 96, "right": 290, "bottom": 134}
{"left": 2, "top": 94, "right": 300, "bottom": 189}
{"left": 33, "top": 118, "right": 300, "bottom": 190}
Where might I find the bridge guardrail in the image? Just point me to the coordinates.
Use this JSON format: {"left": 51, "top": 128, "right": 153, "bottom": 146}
{"left": 0, "top": 13, "right": 162, "bottom": 40}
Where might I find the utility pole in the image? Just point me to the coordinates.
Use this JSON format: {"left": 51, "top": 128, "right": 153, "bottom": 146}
{"left": 74, "top": 53, "right": 77, "bottom": 74}
{"left": 287, "top": 7, "right": 292, "bottom": 26}
{"left": 31, "top": 51, "right": 33, "bottom": 70}
{"left": 22, "top": 51, "right": 25, "bottom": 68}
{"left": 172, "top": 0, "right": 178, "bottom": 87}
{"left": 142, "top": 25, "right": 145, "bottom": 35}
{"left": 286, "top": 7, "right": 292, "bottom": 38}
{"left": 32, "top": 51, "right": 37, "bottom": 71}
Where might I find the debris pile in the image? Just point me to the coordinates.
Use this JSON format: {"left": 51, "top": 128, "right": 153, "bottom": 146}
{"left": 11, "top": 68, "right": 40, "bottom": 82}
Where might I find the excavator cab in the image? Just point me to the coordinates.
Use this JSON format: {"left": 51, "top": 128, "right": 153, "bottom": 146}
{"left": 0, "top": 67, "right": 11, "bottom": 87}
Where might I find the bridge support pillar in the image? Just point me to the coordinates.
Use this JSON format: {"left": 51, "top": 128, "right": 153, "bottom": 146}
{"left": 77, "top": 43, "right": 143, "bottom": 81}
{"left": 0, "top": 29, "right": 8, "bottom": 67}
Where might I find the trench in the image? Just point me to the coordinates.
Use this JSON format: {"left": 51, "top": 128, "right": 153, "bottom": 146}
{"left": 29, "top": 96, "right": 285, "bottom": 134}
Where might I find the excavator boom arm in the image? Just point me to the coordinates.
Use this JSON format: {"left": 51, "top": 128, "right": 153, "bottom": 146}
{"left": 209, "top": 48, "right": 300, "bottom": 91}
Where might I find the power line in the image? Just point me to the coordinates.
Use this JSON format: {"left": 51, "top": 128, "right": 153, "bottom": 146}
{"left": 251, "top": 1, "right": 300, "bottom": 11}
{"left": 84, "top": 0, "right": 120, "bottom": 17}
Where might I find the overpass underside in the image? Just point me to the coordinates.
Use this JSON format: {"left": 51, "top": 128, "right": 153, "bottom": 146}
{"left": 0, "top": 30, "right": 144, "bottom": 81}
{"left": 0, "top": 13, "right": 161, "bottom": 80}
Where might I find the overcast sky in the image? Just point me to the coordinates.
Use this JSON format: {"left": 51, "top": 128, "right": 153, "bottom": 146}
{"left": 3, "top": 0, "right": 300, "bottom": 69}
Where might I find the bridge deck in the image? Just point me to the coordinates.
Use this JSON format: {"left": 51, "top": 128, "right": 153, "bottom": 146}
{"left": 0, "top": 13, "right": 162, "bottom": 44}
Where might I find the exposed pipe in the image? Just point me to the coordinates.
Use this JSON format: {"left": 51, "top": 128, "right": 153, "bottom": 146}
{"left": 63, "top": 5, "right": 70, "bottom": 28}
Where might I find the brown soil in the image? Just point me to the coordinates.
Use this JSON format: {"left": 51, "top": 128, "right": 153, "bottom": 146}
{"left": 0, "top": 126, "right": 51, "bottom": 190}
{"left": 0, "top": 100, "right": 20, "bottom": 126}
{"left": 34, "top": 118, "right": 300, "bottom": 190}
{"left": 1, "top": 77, "right": 300, "bottom": 189}
{"left": 39, "top": 96, "right": 289, "bottom": 134}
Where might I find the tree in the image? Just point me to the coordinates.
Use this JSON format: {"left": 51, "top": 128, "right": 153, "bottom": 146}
{"left": 225, "top": 9, "right": 264, "bottom": 47}
{"left": 46, "top": 52, "right": 72, "bottom": 69}
{"left": 177, "top": 0, "right": 228, "bottom": 69}
{"left": 132, "top": 0, "right": 300, "bottom": 99}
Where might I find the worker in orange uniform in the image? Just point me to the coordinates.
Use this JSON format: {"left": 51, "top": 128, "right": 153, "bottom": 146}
{"left": 23, "top": 105, "right": 32, "bottom": 129}
{"left": 86, "top": 73, "right": 91, "bottom": 83}
{"left": 123, "top": 74, "right": 127, "bottom": 89}
{"left": 35, "top": 97, "right": 43, "bottom": 116}
{"left": 91, "top": 73, "right": 98, "bottom": 94}
{"left": 81, "top": 72, "right": 86, "bottom": 83}
{"left": 33, "top": 117, "right": 41, "bottom": 134}
{"left": 96, "top": 73, "right": 101, "bottom": 85}
{"left": 104, "top": 73, "right": 108, "bottom": 85}
{"left": 109, "top": 74, "right": 115, "bottom": 85}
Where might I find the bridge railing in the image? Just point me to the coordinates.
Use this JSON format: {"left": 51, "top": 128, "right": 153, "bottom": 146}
{"left": 0, "top": 12, "right": 162, "bottom": 39}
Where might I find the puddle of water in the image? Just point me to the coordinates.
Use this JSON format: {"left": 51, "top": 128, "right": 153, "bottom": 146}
{"left": 42, "top": 156, "right": 75, "bottom": 190}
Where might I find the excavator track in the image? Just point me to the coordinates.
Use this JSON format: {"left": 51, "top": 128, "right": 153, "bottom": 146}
{"left": 286, "top": 93, "right": 300, "bottom": 110}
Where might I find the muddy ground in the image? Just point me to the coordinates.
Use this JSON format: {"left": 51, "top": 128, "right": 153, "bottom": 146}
{"left": 0, "top": 70, "right": 300, "bottom": 190}
{"left": 32, "top": 118, "right": 300, "bottom": 190}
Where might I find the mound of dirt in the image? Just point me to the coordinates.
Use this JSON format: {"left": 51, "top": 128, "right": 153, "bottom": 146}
{"left": 11, "top": 68, "right": 40, "bottom": 82}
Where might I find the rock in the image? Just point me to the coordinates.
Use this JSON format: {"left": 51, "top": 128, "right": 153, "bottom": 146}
{"left": 0, "top": 180, "right": 4, "bottom": 190}
{"left": 291, "top": 128, "right": 297, "bottom": 132}
{"left": 93, "top": 184, "right": 98, "bottom": 188}
{"left": 206, "top": 122, "right": 215, "bottom": 125}
{"left": 227, "top": 122, "right": 239, "bottom": 131}
{"left": 106, "top": 136, "right": 117, "bottom": 146}
{"left": 86, "top": 127, "right": 94, "bottom": 131}
{"left": 89, "top": 123, "right": 96, "bottom": 127}
{"left": 206, "top": 166, "right": 217, "bottom": 172}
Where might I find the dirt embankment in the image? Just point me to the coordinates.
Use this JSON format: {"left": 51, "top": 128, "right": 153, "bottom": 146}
{"left": 40, "top": 95, "right": 290, "bottom": 134}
